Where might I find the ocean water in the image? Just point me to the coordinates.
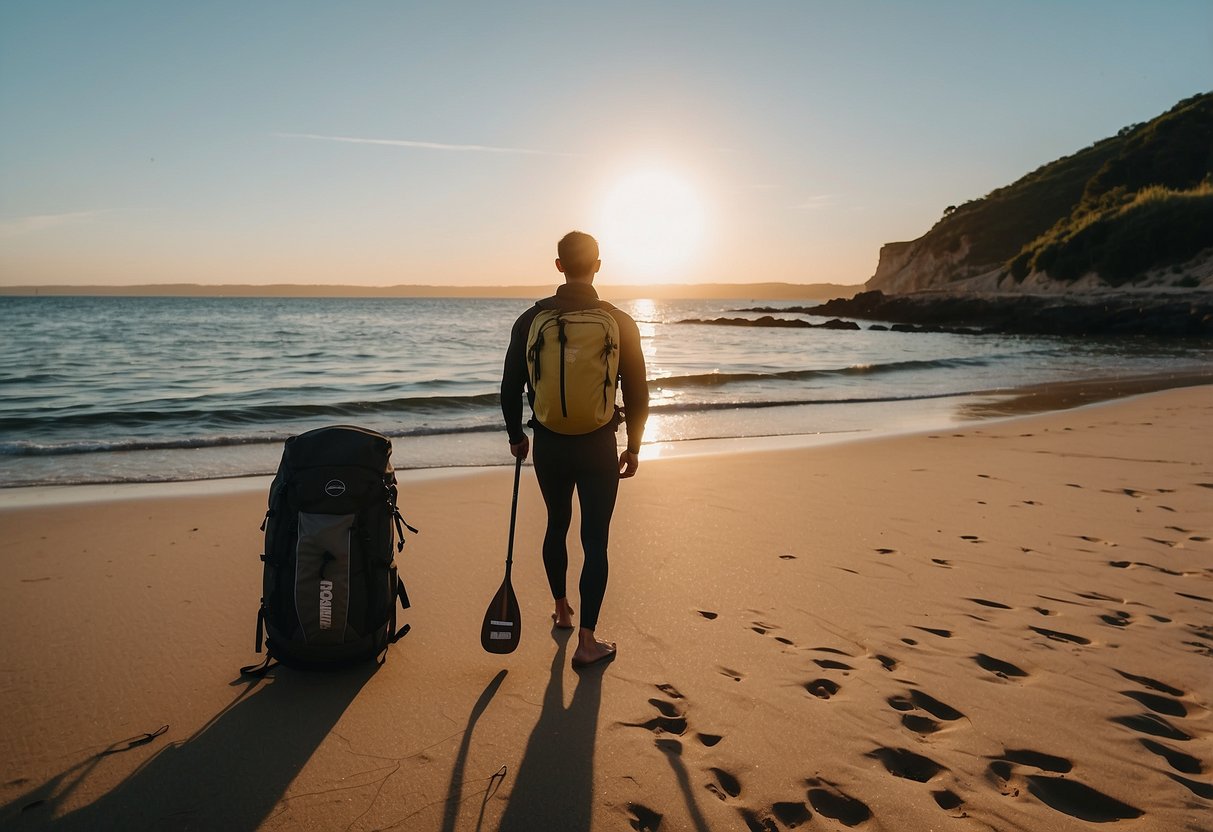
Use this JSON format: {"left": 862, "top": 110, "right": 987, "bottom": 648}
{"left": 2, "top": 294, "right": 1211, "bottom": 488}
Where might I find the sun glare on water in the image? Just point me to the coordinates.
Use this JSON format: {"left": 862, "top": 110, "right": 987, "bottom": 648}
{"left": 597, "top": 167, "right": 707, "bottom": 281}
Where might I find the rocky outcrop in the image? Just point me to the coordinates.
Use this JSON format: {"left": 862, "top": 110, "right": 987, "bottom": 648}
{"left": 679, "top": 316, "right": 860, "bottom": 330}
{"left": 812, "top": 290, "right": 1213, "bottom": 337}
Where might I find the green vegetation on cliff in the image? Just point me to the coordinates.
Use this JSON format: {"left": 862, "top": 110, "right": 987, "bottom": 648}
{"left": 892, "top": 91, "right": 1213, "bottom": 288}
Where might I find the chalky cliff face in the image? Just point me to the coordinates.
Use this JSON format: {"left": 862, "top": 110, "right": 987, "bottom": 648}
{"left": 867, "top": 237, "right": 985, "bottom": 294}
{"left": 866, "top": 234, "right": 1213, "bottom": 295}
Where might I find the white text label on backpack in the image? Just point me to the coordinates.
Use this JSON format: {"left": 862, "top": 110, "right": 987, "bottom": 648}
{"left": 319, "top": 579, "right": 334, "bottom": 629}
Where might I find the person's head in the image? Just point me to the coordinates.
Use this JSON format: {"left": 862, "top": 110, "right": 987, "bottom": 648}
{"left": 555, "top": 231, "right": 601, "bottom": 283}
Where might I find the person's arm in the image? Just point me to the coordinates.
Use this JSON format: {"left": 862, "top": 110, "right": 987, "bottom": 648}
{"left": 501, "top": 312, "right": 532, "bottom": 456}
{"left": 616, "top": 313, "right": 649, "bottom": 475}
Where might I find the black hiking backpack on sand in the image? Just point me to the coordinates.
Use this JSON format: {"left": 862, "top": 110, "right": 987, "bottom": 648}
{"left": 241, "top": 425, "right": 417, "bottom": 676}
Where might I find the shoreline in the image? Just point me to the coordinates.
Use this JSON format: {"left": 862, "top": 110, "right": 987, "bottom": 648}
{"left": 5, "top": 371, "right": 1212, "bottom": 509}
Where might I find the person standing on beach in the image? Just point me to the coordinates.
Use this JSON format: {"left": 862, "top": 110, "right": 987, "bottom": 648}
{"left": 500, "top": 231, "right": 649, "bottom": 669}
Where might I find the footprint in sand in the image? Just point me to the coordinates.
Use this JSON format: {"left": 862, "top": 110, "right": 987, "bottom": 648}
{"left": 739, "top": 798, "right": 813, "bottom": 831}
{"left": 1108, "top": 560, "right": 1184, "bottom": 576}
{"left": 888, "top": 690, "right": 965, "bottom": 722}
{"left": 967, "top": 598, "right": 1012, "bottom": 610}
{"left": 804, "top": 678, "right": 841, "bottom": 700}
{"left": 1022, "top": 776, "right": 1142, "bottom": 822}
{"left": 625, "top": 803, "right": 663, "bottom": 831}
{"left": 972, "top": 653, "right": 1029, "bottom": 679}
{"left": 1138, "top": 738, "right": 1203, "bottom": 775}
{"left": 931, "top": 558, "right": 952, "bottom": 568}
{"left": 932, "top": 789, "right": 963, "bottom": 811}
{"left": 1029, "top": 626, "right": 1092, "bottom": 645}
{"left": 986, "top": 756, "right": 1142, "bottom": 823}
{"left": 874, "top": 547, "right": 897, "bottom": 555}
{"left": 959, "top": 535, "right": 984, "bottom": 543}
{"left": 913, "top": 626, "right": 953, "bottom": 638}
{"left": 994, "top": 748, "right": 1072, "bottom": 773}
{"left": 718, "top": 666, "right": 744, "bottom": 682}
{"left": 697, "top": 610, "right": 719, "bottom": 620}
{"left": 805, "top": 778, "right": 872, "bottom": 827}
{"left": 769, "top": 801, "right": 812, "bottom": 827}
{"left": 1119, "top": 690, "right": 1187, "bottom": 717}
{"left": 706, "top": 767, "right": 742, "bottom": 801}
{"left": 1168, "top": 773, "right": 1213, "bottom": 800}
{"left": 813, "top": 658, "right": 854, "bottom": 671}
{"left": 749, "top": 620, "right": 794, "bottom": 645}
{"left": 1110, "top": 713, "right": 1192, "bottom": 742}
{"left": 901, "top": 714, "right": 942, "bottom": 735}
{"left": 649, "top": 698, "right": 685, "bottom": 718}
{"left": 779, "top": 554, "right": 798, "bottom": 560}
{"left": 624, "top": 707, "right": 688, "bottom": 737}
{"left": 889, "top": 690, "right": 963, "bottom": 734}
{"left": 1099, "top": 611, "right": 1133, "bottom": 628}
{"left": 1074, "top": 590, "right": 1120, "bottom": 603}
{"left": 622, "top": 690, "right": 690, "bottom": 737}
{"left": 1115, "top": 670, "right": 1184, "bottom": 696}
{"left": 867, "top": 746, "right": 947, "bottom": 782}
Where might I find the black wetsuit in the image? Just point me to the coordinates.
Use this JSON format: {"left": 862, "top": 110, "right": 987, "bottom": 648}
{"left": 501, "top": 282, "right": 649, "bottom": 630}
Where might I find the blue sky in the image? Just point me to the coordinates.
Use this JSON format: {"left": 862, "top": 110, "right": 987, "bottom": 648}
{"left": 1, "top": 1, "right": 1210, "bottom": 287}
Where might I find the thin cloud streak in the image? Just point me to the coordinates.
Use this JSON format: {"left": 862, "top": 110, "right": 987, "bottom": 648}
{"left": 277, "top": 132, "right": 577, "bottom": 157}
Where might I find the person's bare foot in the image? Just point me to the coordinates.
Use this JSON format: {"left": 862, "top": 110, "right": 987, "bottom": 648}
{"left": 571, "top": 628, "right": 616, "bottom": 668}
{"left": 552, "top": 598, "right": 575, "bottom": 630}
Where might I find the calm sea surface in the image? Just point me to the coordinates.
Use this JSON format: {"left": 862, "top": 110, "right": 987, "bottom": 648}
{"left": 2, "top": 295, "right": 1211, "bottom": 488}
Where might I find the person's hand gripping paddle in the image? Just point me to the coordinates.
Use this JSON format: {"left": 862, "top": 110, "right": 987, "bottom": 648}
{"left": 481, "top": 455, "right": 523, "bottom": 654}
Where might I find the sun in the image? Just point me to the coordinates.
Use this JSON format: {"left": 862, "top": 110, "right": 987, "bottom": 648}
{"left": 596, "top": 167, "right": 706, "bottom": 280}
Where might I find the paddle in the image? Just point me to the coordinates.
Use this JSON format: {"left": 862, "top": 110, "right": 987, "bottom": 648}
{"left": 480, "top": 455, "right": 523, "bottom": 654}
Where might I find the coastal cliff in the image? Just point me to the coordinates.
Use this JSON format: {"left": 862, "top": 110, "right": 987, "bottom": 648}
{"left": 866, "top": 92, "right": 1213, "bottom": 294}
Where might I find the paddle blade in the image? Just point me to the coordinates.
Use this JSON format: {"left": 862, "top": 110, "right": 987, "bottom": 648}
{"left": 480, "top": 576, "right": 521, "bottom": 654}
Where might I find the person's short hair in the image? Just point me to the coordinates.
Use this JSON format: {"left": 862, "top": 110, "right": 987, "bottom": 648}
{"left": 557, "top": 231, "right": 599, "bottom": 278}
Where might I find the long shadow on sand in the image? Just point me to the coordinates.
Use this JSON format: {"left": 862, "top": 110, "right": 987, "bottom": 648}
{"left": 1, "top": 663, "right": 376, "bottom": 830}
{"left": 496, "top": 630, "right": 603, "bottom": 832}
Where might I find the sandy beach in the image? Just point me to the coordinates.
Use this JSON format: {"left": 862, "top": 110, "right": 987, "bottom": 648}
{"left": 1, "top": 387, "right": 1210, "bottom": 832}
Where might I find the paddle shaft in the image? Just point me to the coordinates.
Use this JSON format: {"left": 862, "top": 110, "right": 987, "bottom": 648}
{"left": 502, "top": 455, "right": 522, "bottom": 596}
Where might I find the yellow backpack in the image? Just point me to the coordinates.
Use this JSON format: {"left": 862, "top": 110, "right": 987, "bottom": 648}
{"left": 526, "top": 307, "right": 620, "bottom": 434}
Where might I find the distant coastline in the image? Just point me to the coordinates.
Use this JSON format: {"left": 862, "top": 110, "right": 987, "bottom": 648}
{"left": 0, "top": 281, "right": 857, "bottom": 301}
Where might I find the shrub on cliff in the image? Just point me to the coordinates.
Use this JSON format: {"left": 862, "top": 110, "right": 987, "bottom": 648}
{"left": 1014, "top": 182, "right": 1213, "bottom": 285}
